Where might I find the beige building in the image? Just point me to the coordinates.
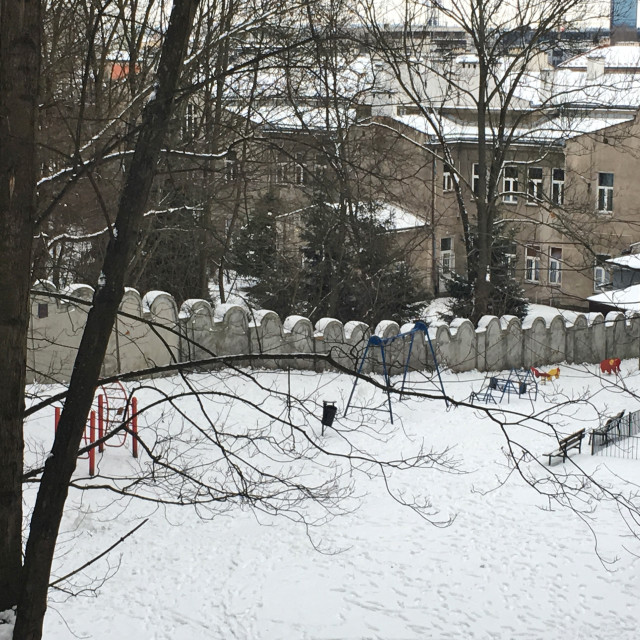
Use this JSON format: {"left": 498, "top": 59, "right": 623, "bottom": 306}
{"left": 352, "top": 42, "right": 640, "bottom": 311}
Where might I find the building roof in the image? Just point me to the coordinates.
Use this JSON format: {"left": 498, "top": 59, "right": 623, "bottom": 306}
{"left": 278, "top": 201, "right": 427, "bottom": 230}
{"left": 560, "top": 44, "right": 640, "bottom": 70}
{"left": 607, "top": 254, "right": 640, "bottom": 269}
{"left": 390, "top": 110, "right": 635, "bottom": 145}
{"left": 588, "top": 282, "right": 640, "bottom": 310}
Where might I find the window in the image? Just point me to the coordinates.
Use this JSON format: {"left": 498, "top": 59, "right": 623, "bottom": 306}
{"left": 440, "top": 237, "right": 454, "bottom": 272}
{"left": 439, "top": 237, "right": 455, "bottom": 292}
{"left": 501, "top": 242, "right": 518, "bottom": 277}
{"left": 443, "top": 163, "right": 454, "bottom": 192}
{"left": 276, "top": 158, "right": 289, "bottom": 184}
{"left": 314, "top": 154, "right": 327, "bottom": 182}
{"left": 598, "top": 172, "right": 614, "bottom": 212}
{"left": 594, "top": 254, "right": 612, "bottom": 291}
{"left": 505, "top": 252, "right": 517, "bottom": 278}
{"left": 294, "top": 153, "right": 307, "bottom": 185}
{"left": 549, "top": 247, "right": 562, "bottom": 285}
{"left": 527, "top": 167, "right": 543, "bottom": 204}
{"left": 182, "top": 102, "right": 198, "bottom": 139}
{"left": 472, "top": 163, "right": 480, "bottom": 197}
{"left": 224, "top": 151, "right": 238, "bottom": 182}
{"left": 525, "top": 245, "right": 540, "bottom": 282}
{"left": 503, "top": 166, "right": 518, "bottom": 203}
{"left": 37, "top": 303, "right": 48, "bottom": 319}
{"left": 552, "top": 168, "right": 564, "bottom": 205}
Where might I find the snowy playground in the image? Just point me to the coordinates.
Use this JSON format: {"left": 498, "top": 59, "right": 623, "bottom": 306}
{"left": 19, "top": 357, "right": 640, "bottom": 639}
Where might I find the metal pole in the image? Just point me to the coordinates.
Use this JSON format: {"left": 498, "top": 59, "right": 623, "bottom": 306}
{"left": 132, "top": 397, "right": 138, "bottom": 459}
{"left": 98, "top": 394, "right": 104, "bottom": 452}
{"left": 89, "top": 411, "right": 96, "bottom": 477}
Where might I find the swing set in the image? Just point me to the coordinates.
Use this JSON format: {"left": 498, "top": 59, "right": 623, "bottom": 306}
{"left": 344, "top": 321, "right": 448, "bottom": 424}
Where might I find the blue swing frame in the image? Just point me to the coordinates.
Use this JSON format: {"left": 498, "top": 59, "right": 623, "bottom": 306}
{"left": 344, "top": 321, "right": 448, "bottom": 424}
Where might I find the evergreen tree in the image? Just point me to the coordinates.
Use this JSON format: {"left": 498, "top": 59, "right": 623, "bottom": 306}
{"left": 135, "top": 205, "right": 203, "bottom": 305}
{"left": 231, "top": 193, "right": 298, "bottom": 314}
{"left": 298, "top": 201, "right": 425, "bottom": 325}
{"left": 445, "top": 232, "right": 528, "bottom": 321}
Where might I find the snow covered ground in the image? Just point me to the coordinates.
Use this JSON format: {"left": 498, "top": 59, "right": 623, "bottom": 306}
{"left": 17, "top": 359, "right": 640, "bottom": 639}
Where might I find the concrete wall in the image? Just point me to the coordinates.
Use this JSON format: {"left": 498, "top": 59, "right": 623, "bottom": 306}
{"left": 27, "top": 282, "right": 640, "bottom": 383}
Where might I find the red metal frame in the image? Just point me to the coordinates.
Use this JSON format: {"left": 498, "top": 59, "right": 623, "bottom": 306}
{"left": 54, "top": 383, "right": 139, "bottom": 475}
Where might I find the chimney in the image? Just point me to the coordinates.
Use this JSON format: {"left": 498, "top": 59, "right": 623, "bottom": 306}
{"left": 611, "top": 0, "right": 638, "bottom": 43}
{"left": 586, "top": 52, "right": 605, "bottom": 80}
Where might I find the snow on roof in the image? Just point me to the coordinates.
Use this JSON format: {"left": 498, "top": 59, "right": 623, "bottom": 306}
{"left": 278, "top": 201, "right": 426, "bottom": 230}
{"left": 377, "top": 202, "right": 426, "bottom": 230}
{"left": 588, "top": 283, "right": 640, "bottom": 310}
{"left": 560, "top": 44, "right": 640, "bottom": 70}
{"left": 393, "top": 110, "right": 635, "bottom": 144}
{"left": 456, "top": 54, "right": 479, "bottom": 64}
{"left": 607, "top": 254, "right": 640, "bottom": 269}
{"left": 247, "top": 104, "right": 358, "bottom": 131}
{"left": 547, "top": 69, "right": 640, "bottom": 108}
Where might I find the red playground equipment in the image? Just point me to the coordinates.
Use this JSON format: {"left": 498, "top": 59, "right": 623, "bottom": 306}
{"left": 530, "top": 366, "right": 560, "bottom": 383}
{"left": 600, "top": 358, "right": 621, "bottom": 375}
{"left": 54, "top": 381, "right": 138, "bottom": 476}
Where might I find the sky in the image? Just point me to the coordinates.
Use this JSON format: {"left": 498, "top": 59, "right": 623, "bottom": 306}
{"left": 367, "top": 0, "right": 621, "bottom": 29}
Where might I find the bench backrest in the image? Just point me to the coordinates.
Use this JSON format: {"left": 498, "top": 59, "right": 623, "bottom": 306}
{"left": 559, "top": 429, "right": 585, "bottom": 447}
{"left": 603, "top": 410, "right": 625, "bottom": 429}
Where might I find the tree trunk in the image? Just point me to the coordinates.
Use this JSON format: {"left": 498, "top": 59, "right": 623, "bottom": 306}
{"left": 13, "top": 2, "right": 199, "bottom": 637}
{"left": 0, "top": 0, "right": 41, "bottom": 611}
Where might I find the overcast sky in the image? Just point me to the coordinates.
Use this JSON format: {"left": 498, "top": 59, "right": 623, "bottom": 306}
{"left": 364, "top": 0, "right": 621, "bottom": 29}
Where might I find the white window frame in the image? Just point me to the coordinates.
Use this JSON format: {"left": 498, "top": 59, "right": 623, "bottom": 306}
{"left": 504, "top": 250, "right": 517, "bottom": 278}
{"left": 597, "top": 172, "right": 614, "bottom": 213}
{"left": 276, "top": 159, "right": 289, "bottom": 184}
{"left": 443, "top": 163, "right": 454, "bottom": 192}
{"left": 472, "top": 163, "right": 480, "bottom": 197}
{"left": 552, "top": 168, "right": 565, "bottom": 206}
{"left": 548, "top": 247, "right": 562, "bottom": 285}
{"left": 503, "top": 166, "right": 518, "bottom": 203}
{"left": 594, "top": 255, "right": 611, "bottom": 291}
{"left": 183, "top": 102, "right": 198, "bottom": 139}
{"left": 525, "top": 245, "right": 541, "bottom": 282}
{"left": 294, "top": 153, "right": 307, "bottom": 185}
{"left": 224, "top": 151, "right": 238, "bottom": 183}
{"left": 439, "top": 237, "right": 455, "bottom": 291}
{"left": 527, "top": 167, "right": 543, "bottom": 204}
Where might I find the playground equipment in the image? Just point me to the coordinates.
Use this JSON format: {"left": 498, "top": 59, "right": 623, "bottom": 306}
{"left": 600, "top": 358, "right": 621, "bottom": 375}
{"left": 530, "top": 366, "right": 560, "bottom": 383}
{"left": 54, "top": 381, "right": 138, "bottom": 476}
{"left": 470, "top": 368, "right": 538, "bottom": 404}
{"left": 344, "top": 321, "right": 447, "bottom": 424}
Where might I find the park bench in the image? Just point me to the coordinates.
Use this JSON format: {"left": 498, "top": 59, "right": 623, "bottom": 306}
{"left": 589, "top": 410, "right": 626, "bottom": 451}
{"left": 545, "top": 428, "right": 586, "bottom": 465}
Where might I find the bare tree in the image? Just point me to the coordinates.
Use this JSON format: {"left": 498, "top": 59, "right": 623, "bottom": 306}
{"left": 0, "top": 0, "right": 201, "bottom": 637}
{"left": 0, "top": 0, "right": 41, "bottom": 615}
{"left": 0, "top": 1, "right": 441, "bottom": 636}
{"left": 355, "top": 0, "right": 618, "bottom": 321}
